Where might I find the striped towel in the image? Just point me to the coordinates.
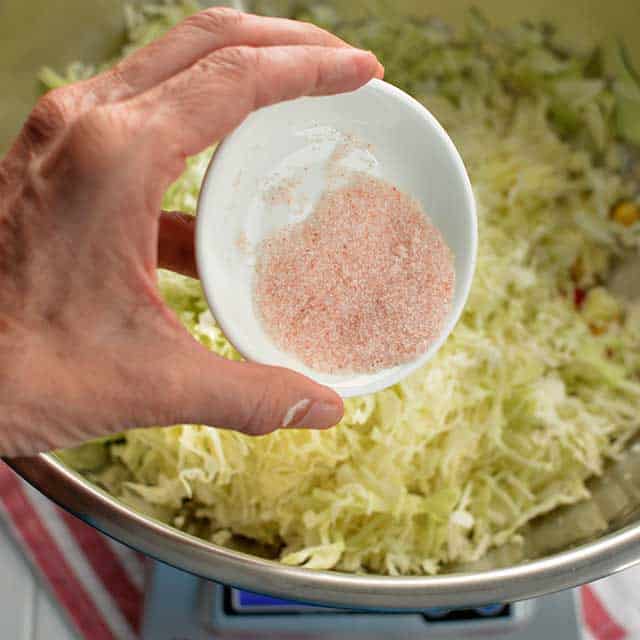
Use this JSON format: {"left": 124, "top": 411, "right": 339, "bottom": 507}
{"left": 1, "top": 461, "right": 640, "bottom": 640}
{"left": 0, "top": 462, "right": 145, "bottom": 640}
{"left": 580, "top": 573, "right": 640, "bottom": 640}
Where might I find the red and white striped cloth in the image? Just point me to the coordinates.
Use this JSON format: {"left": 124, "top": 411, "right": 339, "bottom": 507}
{"left": 1, "top": 460, "right": 640, "bottom": 640}
{"left": 580, "top": 574, "right": 640, "bottom": 640}
{"left": 0, "top": 462, "right": 145, "bottom": 640}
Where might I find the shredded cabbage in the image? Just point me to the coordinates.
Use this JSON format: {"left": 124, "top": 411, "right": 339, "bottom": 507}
{"left": 54, "top": 1, "right": 640, "bottom": 575}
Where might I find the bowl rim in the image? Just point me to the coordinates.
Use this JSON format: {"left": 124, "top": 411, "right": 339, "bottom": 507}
{"left": 194, "top": 78, "right": 478, "bottom": 398}
{"left": 7, "top": 452, "right": 640, "bottom": 609}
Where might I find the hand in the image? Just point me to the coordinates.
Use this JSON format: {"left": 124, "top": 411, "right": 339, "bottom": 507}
{"left": 0, "top": 7, "right": 383, "bottom": 456}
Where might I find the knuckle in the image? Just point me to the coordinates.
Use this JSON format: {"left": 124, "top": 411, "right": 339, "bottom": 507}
{"left": 103, "top": 65, "right": 134, "bottom": 100}
{"left": 187, "top": 6, "right": 243, "bottom": 35}
{"left": 22, "top": 88, "right": 73, "bottom": 147}
{"left": 207, "top": 45, "right": 257, "bottom": 81}
{"left": 240, "top": 368, "right": 292, "bottom": 435}
{"left": 243, "top": 395, "right": 278, "bottom": 436}
{"left": 64, "top": 106, "right": 126, "bottom": 172}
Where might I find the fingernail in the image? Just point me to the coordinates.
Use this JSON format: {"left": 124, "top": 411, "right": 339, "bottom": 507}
{"left": 282, "top": 399, "right": 310, "bottom": 427}
{"left": 287, "top": 400, "right": 343, "bottom": 430}
{"left": 360, "top": 50, "right": 384, "bottom": 79}
{"left": 339, "top": 48, "right": 372, "bottom": 65}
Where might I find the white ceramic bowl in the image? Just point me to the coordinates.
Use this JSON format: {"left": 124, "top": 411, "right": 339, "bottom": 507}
{"left": 196, "top": 79, "right": 477, "bottom": 397}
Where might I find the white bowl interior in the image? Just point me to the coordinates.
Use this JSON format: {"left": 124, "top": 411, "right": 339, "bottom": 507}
{"left": 196, "top": 80, "right": 477, "bottom": 397}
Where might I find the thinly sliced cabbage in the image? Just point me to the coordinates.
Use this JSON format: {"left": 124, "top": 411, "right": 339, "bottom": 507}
{"left": 614, "top": 42, "right": 640, "bottom": 146}
{"left": 56, "top": 2, "right": 640, "bottom": 575}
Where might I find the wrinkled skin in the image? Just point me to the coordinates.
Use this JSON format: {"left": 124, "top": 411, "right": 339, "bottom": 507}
{"left": 0, "top": 7, "right": 383, "bottom": 456}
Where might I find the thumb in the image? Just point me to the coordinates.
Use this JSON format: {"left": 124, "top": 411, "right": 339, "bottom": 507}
{"left": 159, "top": 342, "right": 344, "bottom": 436}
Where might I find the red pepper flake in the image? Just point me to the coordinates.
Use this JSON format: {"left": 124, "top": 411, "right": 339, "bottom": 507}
{"left": 254, "top": 173, "right": 455, "bottom": 374}
{"left": 574, "top": 287, "right": 587, "bottom": 309}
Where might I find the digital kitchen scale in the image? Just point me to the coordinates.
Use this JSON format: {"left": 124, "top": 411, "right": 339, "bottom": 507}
{"left": 140, "top": 561, "right": 583, "bottom": 640}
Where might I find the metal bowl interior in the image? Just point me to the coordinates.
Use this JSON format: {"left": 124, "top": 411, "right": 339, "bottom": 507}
{"left": 2, "top": 0, "right": 640, "bottom": 609}
{"left": 7, "top": 447, "right": 640, "bottom": 609}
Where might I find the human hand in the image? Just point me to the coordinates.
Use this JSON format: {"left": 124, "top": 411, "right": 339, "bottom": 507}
{"left": 0, "top": 7, "right": 383, "bottom": 456}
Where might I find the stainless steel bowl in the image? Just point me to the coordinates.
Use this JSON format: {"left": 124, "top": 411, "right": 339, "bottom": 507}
{"left": 8, "top": 451, "right": 640, "bottom": 609}
{"left": 2, "top": 0, "right": 640, "bottom": 609}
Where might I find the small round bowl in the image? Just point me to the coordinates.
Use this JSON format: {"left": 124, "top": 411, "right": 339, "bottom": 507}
{"left": 196, "top": 79, "right": 477, "bottom": 398}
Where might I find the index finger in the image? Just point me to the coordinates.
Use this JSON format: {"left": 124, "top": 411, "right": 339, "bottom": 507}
{"left": 127, "top": 44, "right": 382, "bottom": 162}
{"left": 85, "top": 8, "right": 355, "bottom": 104}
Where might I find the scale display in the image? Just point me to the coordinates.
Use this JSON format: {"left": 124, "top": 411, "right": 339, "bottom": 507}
{"left": 228, "top": 587, "right": 510, "bottom": 620}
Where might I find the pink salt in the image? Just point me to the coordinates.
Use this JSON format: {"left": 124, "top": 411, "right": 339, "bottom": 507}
{"left": 235, "top": 231, "right": 251, "bottom": 255}
{"left": 254, "top": 173, "right": 455, "bottom": 374}
{"left": 263, "top": 174, "right": 303, "bottom": 208}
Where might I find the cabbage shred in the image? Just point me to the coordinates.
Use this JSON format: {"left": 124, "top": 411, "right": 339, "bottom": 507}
{"left": 54, "top": 1, "right": 640, "bottom": 575}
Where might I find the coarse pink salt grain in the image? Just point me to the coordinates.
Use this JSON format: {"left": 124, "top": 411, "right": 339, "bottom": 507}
{"left": 254, "top": 173, "right": 455, "bottom": 374}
